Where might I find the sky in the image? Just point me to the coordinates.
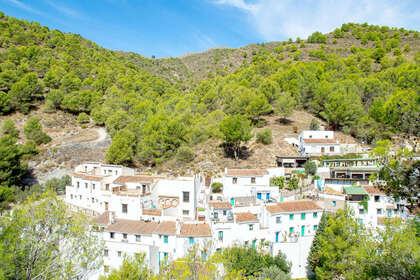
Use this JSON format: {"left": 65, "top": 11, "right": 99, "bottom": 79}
{"left": 1, "top": 0, "right": 419, "bottom": 58}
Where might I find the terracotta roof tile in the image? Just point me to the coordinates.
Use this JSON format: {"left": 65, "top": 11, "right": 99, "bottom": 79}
{"left": 302, "top": 138, "right": 337, "bottom": 144}
{"left": 266, "top": 200, "right": 322, "bottom": 214}
{"left": 208, "top": 202, "right": 232, "bottom": 209}
{"left": 142, "top": 209, "right": 162, "bottom": 216}
{"left": 73, "top": 173, "right": 103, "bottom": 181}
{"left": 113, "top": 176, "right": 154, "bottom": 184}
{"left": 93, "top": 211, "right": 110, "bottom": 226}
{"left": 154, "top": 221, "right": 176, "bottom": 235}
{"left": 235, "top": 212, "right": 258, "bottom": 223}
{"left": 179, "top": 223, "right": 212, "bottom": 237}
{"left": 104, "top": 219, "right": 158, "bottom": 235}
{"left": 226, "top": 168, "right": 268, "bottom": 176}
{"left": 363, "top": 186, "right": 385, "bottom": 195}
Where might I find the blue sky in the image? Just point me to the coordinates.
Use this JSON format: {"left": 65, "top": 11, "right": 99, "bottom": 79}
{"left": 1, "top": 0, "right": 419, "bottom": 58}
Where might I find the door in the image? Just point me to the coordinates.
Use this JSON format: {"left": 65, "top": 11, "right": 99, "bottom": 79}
{"left": 257, "top": 193, "right": 262, "bottom": 200}
{"left": 321, "top": 147, "right": 325, "bottom": 153}
{"left": 105, "top": 202, "right": 109, "bottom": 211}
{"left": 301, "top": 225, "right": 305, "bottom": 237}
{"left": 275, "top": 232, "right": 279, "bottom": 243}
{"left": 266, "top": 193, "right": 270, "bottom": 200}
{"left": 387, "top": 209, "right": 392, "bottom": 217}
{"left": 230, "top": 198, "right": 234, "bottom": 206}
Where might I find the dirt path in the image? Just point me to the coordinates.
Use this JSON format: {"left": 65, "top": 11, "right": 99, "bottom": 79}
{"left": 92, "top": 127, "right": 109, "bottom": 143}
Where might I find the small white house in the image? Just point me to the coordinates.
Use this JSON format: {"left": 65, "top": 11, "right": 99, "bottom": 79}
{"left": 298, "top": 130, "right": 341, "bottom": 156}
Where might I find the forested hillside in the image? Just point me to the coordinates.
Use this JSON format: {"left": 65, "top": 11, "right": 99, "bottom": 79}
{"left": 0, "top": 10, "right": 419, "bottom": 173}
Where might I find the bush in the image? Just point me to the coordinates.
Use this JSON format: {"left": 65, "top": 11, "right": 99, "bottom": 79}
{"left": 258, "top": 266, "right": 291, "bottom": 280}
{"left": 270, "top": 176, "right": 285, "bottom": 189}
{"left": 304, "top": 160, "right": 317, "bottom": 175}
{"left": 176, "top": 146, "right": 195, "bottom": 163}
{"left": 211, "top": 182, "right": 223, "bottom": 193}
{"left": 77, "top": 112, "right": 90, "bottom": 124}
{"left": 45, "top": 175, "right": 71, "bottom": 195}
{"left": 309, "top": 118, "right": 320, "bottom": 130}
{"left": 307, "top": 31, "right": 327, "bottom": 43}
{"left": 256, "top": 129, "right": 272, "bottom": 145}
{"left": 23, "top": 117, "right": 51, "bottom": 145}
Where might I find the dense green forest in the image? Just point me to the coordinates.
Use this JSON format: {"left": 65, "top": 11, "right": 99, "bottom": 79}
{"left": 0, "top": 11, "right": 419, "bottom": 171}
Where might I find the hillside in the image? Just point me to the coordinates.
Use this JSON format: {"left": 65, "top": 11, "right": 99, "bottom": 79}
{"left": 0, "top": 11, "right": 419, "bottom": 184}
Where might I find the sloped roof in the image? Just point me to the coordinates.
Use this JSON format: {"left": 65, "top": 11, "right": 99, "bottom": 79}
{"left": 235, "top": 212, "right": 258, "bottom": 223}
{"left": 302, "top": 138, "right": 337, "bottom": 144}
{"left": 93, "top": 211, "right": 110, "bottom": 226}
{"left": 208, "top": 202, "right": 232, "bottom": 209}
{"left": 226, "top": 168, "right": 268, "bottom": 176}
{"left": 179, "top": 223, "right": 212, "bottom": 237}
{"left": 154, "top": 221, "right": 176, "bottom": 235}
{"left": 104, "top": 219, "right": 158, "bottom": 235}
{"left": 344, "top": 187, "right": 368, "bottom": 195}
{"left": 363, "top": 186, "right": 386, "bottom": 195}
{"left": 266, "top": 200, "right": 322, "bottom": 214}
{"left": 73, "top": 173, "right": 103, "bottom": 181}
{"left": 113, "top": 176, "right": 154, "bottom": 184}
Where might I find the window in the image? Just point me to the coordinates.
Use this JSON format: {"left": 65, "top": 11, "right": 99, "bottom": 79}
{"left": 289, "top": 227, "right": 294, "bottom": 234}
{"left": 251, "top": 177, "right": 256, "bottom": 184}
{"left": 223, "top": 210, "right": 227, "bottom": 216}
{"left": 289, "top": 214, "right": 294, "bottom": 220}
{"left": 104, "top": 249, "right": 108, "bottom": 256}
{"left": 301, "top": 213, "right": 306, "bottom": 220}
{"left": 244, "top": 241, "right": 249, "bottom": 246}
{"left": 218, "top": 231, "right": 223, "bottom": 241}
{"left": 249, "top": 224, "right": 253, "bottom": 231}
{"left": 232, "top": 177, "right": 237, "bottom": 184}
{"left": 325, "top": 135, "right": 328, "bottom": 138}
{"left": 321, "top": 147, "right": 325, "bottom": 153}
{"left": 85, "top": 183, "right": 88, "bottom": 188}
{"left": 104, "top": 265, "right": 109, "bottom": 273}
{"left": 91, "top": 198, "right": 94, "bottom": 203}
{"left": 332, "top": 201, "right": 337, "bottom": 207}
{"left": 359, "top": 209, "right": 365, "bottom": 215}
{"left": 330, "top": 146, "right": 334, "bottom": 152}
{"left": 108, "top": 169, "right": 112, "bottom": 174}
{"left": 92, "top": 184, "right": 95, "bottom": 190}
{"left": 117, "top": 251, "right": 122, "bottom": 257}
{"left": 136, "top": 235, "right": 141, "bottom": 242}
{"left": 189, "top": 237, "right": 194, "bottom": 244}
{"left": 77, "top": 182, "right": 80, "bottom": 188}
{"left": 123, "top": 233, "right": 127, "bottom": 240}
{"left": 183, "top": 191, "right": 190, "bottom": 202}
{"left": 314, "top": 225, "right": 318, "bottom": 231}
{"left": 313, "top": 212, "right": 318, "bottom": 218}
{"left": 213, "top": 212, "right": 218, "bottom": 219}
{"left": 183, "top": 210, "right": 189, "bottom": 216}
{"left": 110, "top": 232, "right": 115, "bottom": 239}
{"left": 105, "top": 202, "right": 109, "bottom": 211}
{"left": 374, "top": 196, "right": 380, "bottom": 202}
{"left": 70, "top": 194, "right": 73, "bottom": 199}
{"left": 163, "top": 235, "right": 168, "bottom": 244}
{"left": 276, "top": 216, "right": 281, "bottom": 224}
{"left": 122, "top": 204, "right": 128, "bottom": 214}
{"left": 105, "top": 184, "right": 109, "bottom": 191}
{"left": 216, "top": 248, "right": 222, "bottom": 254}
{"left": 79, "top": 195, "right": 82, "bottom": 200}
{"left": 377, "top": 209, "right": 382, "bottom": 215}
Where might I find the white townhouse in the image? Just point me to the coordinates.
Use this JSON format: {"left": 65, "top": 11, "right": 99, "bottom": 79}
{"left": 344, "top": 186, "right": 405, "bottom": 228}
{"left": 221, "top": 168, "right": 282, "bottom": 203}
{"left": 176, "top": 223, "right": 213, "bottom": 259}
{"left": 298, "top": 130, "right": 341, "bottom": 156}
{"left": 262, "top": 200, "right": 323, "bottom": 279}
{"left": 207, "top": 201, "right": 234, "bottom": 223}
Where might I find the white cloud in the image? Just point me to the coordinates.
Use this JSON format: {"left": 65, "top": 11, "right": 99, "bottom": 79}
{"left": 212, "top": 0, "right": 420, "bottom": 41}
{"left": 44, "top": 0, "right": 82, "bottom": 19}
{"left": 5, "top": 0, "right": 45, "bottom": 15}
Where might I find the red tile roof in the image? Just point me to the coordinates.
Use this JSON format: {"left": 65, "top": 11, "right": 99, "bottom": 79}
{"left": 235, "top": 212, "right": 258, "bottom": 223}
{"left": 266, "top": 200, "right": 322, "bottom": 214}
{"left": 208, "top": 202, "right": 232, "bottom": 209}
{"left": 179, "top": 223, "right": 212, "bottom": 237}
{"left": 93, "top": 211, "right": 111, "bottom": 226}
{"left": 154, "top": 221, "right": 176, "bottom": 235}
{"left": 104, "top": 219, "right": 158, "bottom": 235}
{"left": 302, "top": 138, "right": 337, "bottom": 144}
{"left": 226, "top": 168, "right": 268, "bottom": 176}
{"left": 363, "top": 186, "right": 385, "bottom": 195}
{"left": 73, "top": 173, "right": 103, "bottom": 181}
{"left": 113, "top": 176, "right": 154, "bottom": 184}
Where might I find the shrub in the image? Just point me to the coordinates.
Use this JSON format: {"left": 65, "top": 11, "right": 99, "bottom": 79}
{"left": 304, "top": 160, "right": 317, "bottom": 175}
{"left": 307, "top": 31, "right": 327, "bottom": 43}
{"left": 270, "top": 176, "right": 285, "bottom": 189}
{"left": 176, "top": 146, "right": 195, "bottom": 163}
{"left": 309, "top": 118, "right": 320, "bottom": 130}
{"left": 23, "top": 117, "right": 51, "bottom": 145}
{"left": 77, "top": 112, "right": 90, "bottom": 124}
{"left": 211, "top": 182, "right": 223, "bottom": 193}
{"left": 256, "top": 129, "right": 272, "bottom": 145}
{"left": 393, "top": 48, "right": 402, "bottom": 56}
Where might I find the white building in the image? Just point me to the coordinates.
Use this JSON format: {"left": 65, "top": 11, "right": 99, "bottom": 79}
{"left": 298, "top": 130, "right": 341, "bottom": 156}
